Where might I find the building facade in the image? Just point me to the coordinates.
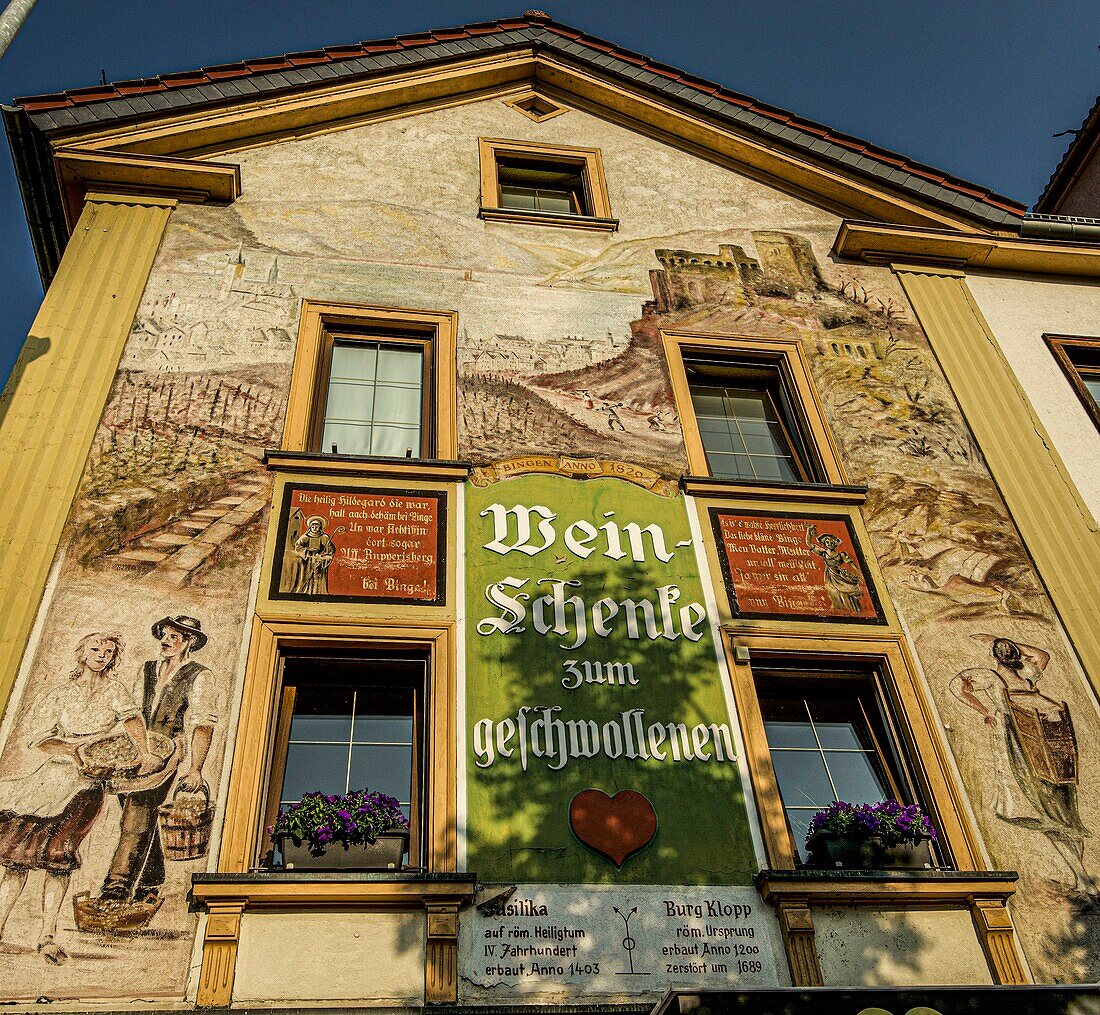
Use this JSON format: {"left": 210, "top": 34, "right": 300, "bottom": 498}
{"left": 1, "top": 13, "right": 1098, "bottom": 1012}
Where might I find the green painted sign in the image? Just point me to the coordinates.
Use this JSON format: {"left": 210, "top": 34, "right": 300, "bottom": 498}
{"left": 465, "top": 473, "right": 755, "bottom": 885}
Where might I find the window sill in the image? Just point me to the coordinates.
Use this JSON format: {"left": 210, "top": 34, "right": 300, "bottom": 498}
{"left": 479, "top": 205, "right": 619, "bottom": 232}
{"left": 264, "top": 449, "right": 473, "bottom": 482}
{"left": 755, "top": 867, "right": 1018, "bottom": 906}
{"left": 681, "top": 475, "right": 868, "bottom": 504}
{"left": 192, "top": 870, "right": 477, "bottom": 908}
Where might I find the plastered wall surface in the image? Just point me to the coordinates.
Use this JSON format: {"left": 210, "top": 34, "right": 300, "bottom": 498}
{"left": 233, "top": 911, "right": 424, "bottom": 1003}
{"left": 813, "top": 906, "right": 993, "bottom": 986}
{"left": 965, "top": 271, "right": 1100, "bottom": 520}
{"left": 1, "top": 92, "right": 1098, "bottom": 1000}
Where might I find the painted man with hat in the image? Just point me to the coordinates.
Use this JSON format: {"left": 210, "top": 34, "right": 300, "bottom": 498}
{"left": 98, "top": 615, "right": 218, "bottom": 906}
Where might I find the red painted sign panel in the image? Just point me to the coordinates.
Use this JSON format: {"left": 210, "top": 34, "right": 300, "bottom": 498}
{"left": 709, "top": 509, "right": 883, "bottom": 623}
{"left": 273, "top": 484, "right": 445, "bottom": 605}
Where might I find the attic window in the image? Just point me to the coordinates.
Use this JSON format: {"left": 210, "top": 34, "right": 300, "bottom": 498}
{"left": 478, "top": 138, "right": 617, "bottom": 233}
{"left": 504, "top": 93, "right": 567, "bottom": 123}
{"left": 498, "top": 157, "right": 587, "bottom": 215}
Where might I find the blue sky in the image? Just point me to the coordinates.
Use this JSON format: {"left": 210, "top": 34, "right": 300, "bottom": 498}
{"left": 1, "top": 1, "right": 1098, "bottom": 385}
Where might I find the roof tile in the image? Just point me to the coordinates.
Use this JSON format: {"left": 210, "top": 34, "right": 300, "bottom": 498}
{"left": 10, "top": 10, "right": 1025, "bottom": 222}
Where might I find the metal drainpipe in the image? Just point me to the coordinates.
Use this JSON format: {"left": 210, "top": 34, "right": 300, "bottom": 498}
{"left": 1020, "top": 212, "right": 1100, "bottom": 243}
{"left": 0, "top": 0, "right": 38, "bottom": 61}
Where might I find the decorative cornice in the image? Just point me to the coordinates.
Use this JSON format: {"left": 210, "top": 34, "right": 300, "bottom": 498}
{"left": 834, "top": 219, "right": 1100, "bottom": 278}
{"left": 55, "top": 148, "right": 240, "bottom": 228}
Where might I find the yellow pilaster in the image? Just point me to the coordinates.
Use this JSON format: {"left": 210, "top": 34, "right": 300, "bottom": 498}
{"left": 895, "top": 265, "right": 1100, "bottom": 699}
{"left": 0, "top": 193, "right": 175, "bottom": 717}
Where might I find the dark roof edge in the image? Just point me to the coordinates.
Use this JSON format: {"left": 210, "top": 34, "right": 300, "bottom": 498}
{"left": 3, "top": 105, "right": 65, "bottom": 287}
{"left": 11, "top": 15, "right": 1025, "bottom": 223}
{"left": 1036, "top": 95, "right": 1100, "bottom": 213}
{"left": 6, "top": 15, "right": 1030, "bottom": 282}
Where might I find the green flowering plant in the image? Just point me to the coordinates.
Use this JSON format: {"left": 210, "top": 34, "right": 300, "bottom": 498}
{"left": 270, "top": 789, "right": 409, "bottom": 857}
{"left": 806, "top": 800, "right": 937, "bottom": 849}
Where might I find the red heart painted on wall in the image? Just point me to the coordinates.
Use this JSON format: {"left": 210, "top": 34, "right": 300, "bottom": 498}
{"left": 569, "top": 789, "right": 657, "bottom": 868}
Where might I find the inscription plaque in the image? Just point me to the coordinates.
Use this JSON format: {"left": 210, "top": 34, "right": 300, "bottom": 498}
{"left": 271, "top": 484, "right": 445, "bottom": 605}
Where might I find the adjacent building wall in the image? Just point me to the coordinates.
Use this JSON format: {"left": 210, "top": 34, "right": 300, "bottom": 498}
{"left": 965, "top": 271, "right": 1100, "bottom": 520}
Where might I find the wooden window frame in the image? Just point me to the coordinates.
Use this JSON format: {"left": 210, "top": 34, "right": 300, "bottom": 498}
{"left": 753, "top": 665, "right": 937, "bottom": 866}
{"left": 477, "top": 137, "right": 618, "bottom": 232}
{"left": 262, "top": 653, "right": 429, "bottom": 869}
{"left": 663, "top": 331, "right": 849, "bottom": 490}
{"left": 722, "top": 630, "right": 983, "bottom": 872}
{"left": 217, "top": 619, "right": 457, "bottom": 876}
{"left": 1045, "top": 333, "right": 1100, "bottom": 432}
{"left": 283, "top": 301, "right": 458, "bottom": 460}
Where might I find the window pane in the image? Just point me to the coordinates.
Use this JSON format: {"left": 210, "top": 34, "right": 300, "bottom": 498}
{"left": 697, "top": 425, "right": 737, "bottom": 454}
{"left": 1084, "top": 374, "right": 1100, "bottom": 407}
{"left": 289, "top": 686, "right": 354, "bottom": 743}
{"left": 785, "top": 808, "right": 817, "bottom": 857}
{"left": 281, "top": 742, "right": 349, "bottom": 802}
{"left": 500, "top": 185, "right": 537, "bottom": 210}
{"left": 354, "top": 715, "right": 415, "bottom": 743}
{"left": 535, "top": 189, "right": 574, "bottom": 214}
{"left": 742, "top": 425, "right": 790, "bottom": 456}
{"left": 812, "top": 720, "right": 866, "bottom": 751}
{"left": 374, "top": 383, "right": 422, "bottom": 425}
{"left": 330, "top": 342, "right": 377, "bottom": 382}
{"left": 824, "top": 750, "right": 890, "bottom": 804}
{"left": 764, "top": 720, "right": 818, "bottom": 751}
{"left": 370, "top": 424, "right": 421, "bottom": 457}
{"left": 349, "top": 744, "right": 413, "bottom": 803}
{"left": 707, "top": 451, "right": 755, "bottom": 480}
{"left": 726, "top": 390, "right": 771, "bottom": 420}
{"left": 376, "top": 346, "right": 424, "bottom": 385}
{"left": 749, "top": 454, "right": 798, "bottom": 482}
{"left": 321, "top": 421, "right": 373, "bottom": 456}
{"left": 690, "top": 389, "right": 728, "bottom": 417}
{"left": 770, "top": 749, "right": 834, "bottom": 809}
{"left": 324, "top": 380, "right": 375, "bottom": 425}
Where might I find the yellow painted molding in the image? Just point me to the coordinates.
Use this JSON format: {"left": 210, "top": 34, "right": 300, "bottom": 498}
{"left": 756, "top": 872, "right": 1017, "bottom": 906}
{"left": 216, "top": 618, "right": 457, "bottom": 875}
{"left": 894, "top": 269, "right": 1100, "bottom": 698}
{"left": 835, "top": 220, "right": 1100, "bottom": 278}
{"left": 55, "top": 148, "right": 239, "bottom": 230}
{"left": 191, "top": 877, "right": 474, "bottom": 1006}
{"left": 0, "top": 196, "right": 174, "bottom": 721}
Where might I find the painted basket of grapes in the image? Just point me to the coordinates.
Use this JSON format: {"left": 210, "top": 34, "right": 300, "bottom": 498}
{"left": 157, "top": 783, "right": 213, "bottom": 861}
{"left": 77, "top": 731, "right": 178, "bottom": 793}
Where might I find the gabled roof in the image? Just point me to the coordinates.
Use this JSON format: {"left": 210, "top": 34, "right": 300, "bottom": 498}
{"left": 5, "top": 10, "right": 1026, "bottom": 285}
{"left": 1036, "top": 95, "right": 1100, "bottom": 214}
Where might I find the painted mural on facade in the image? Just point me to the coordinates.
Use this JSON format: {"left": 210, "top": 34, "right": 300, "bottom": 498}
{"left": 627, "top": 235, "right": 1100, "bottom": 983}
{"left": 1, "top": 92, "right": 1097, "bottom": 999}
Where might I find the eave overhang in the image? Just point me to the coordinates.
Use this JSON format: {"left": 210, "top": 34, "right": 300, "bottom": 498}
{"left": 5, "top": 14, "right": 1028, "bottom": 286}
{"left": 833, "top": 219, "right": 1100, "bottom": 278}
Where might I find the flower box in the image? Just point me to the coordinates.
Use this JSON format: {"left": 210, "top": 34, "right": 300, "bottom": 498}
{"left": 804, "top": 800, "right": 937, "bottom": 871}
{"left": 269, "top": 789, "right": 411, "bottom": 872}
{"left": 806, "top": 831, "right": 933, "bottom": 870}
{"left": 279, "top": 830, "right": 409, "bottom": 871}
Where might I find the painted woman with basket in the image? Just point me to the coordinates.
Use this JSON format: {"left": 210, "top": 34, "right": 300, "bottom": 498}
{"left": 0, "top": 633, "right": 159, "bottom": 964}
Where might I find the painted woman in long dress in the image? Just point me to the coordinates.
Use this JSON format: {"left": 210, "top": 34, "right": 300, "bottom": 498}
{"left": 951, "top": 634, "right": 1094, "bottom": 897}
{"left": 0, "top": 634, "right": 158, "bottom": 963}
{"left": 806, "top": 524, "right": 864, "bottom": 612}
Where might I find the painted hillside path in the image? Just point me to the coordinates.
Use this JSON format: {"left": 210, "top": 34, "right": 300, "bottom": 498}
{"left": 108, "top": 475, "right": 268, "bottom": 587}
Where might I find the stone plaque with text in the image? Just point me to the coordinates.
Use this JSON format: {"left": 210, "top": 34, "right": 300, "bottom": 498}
{"left": 271, "top": 484, "right": 445, "bottom": 605}
{"left": 709, "top": 509, "right": 883, "bottom": 623}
